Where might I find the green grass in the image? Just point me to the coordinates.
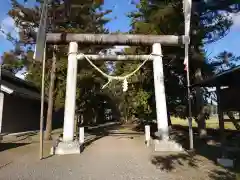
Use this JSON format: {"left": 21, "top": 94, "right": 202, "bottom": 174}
{"left": 171, "top": 116, "right": 237, "bottom": 130}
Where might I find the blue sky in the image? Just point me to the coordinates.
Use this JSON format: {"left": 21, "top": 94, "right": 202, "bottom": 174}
{"left": 0, "top": 0, "right": 240, "bottom": 59}
{"left": 0, "top": 0, "right": 13, "bottom": 57}
{"left": 205, "top": 16, "right": 240, "bottom": 58}
{"left": 102, "top": 0, "right": 136, "bottom": 32}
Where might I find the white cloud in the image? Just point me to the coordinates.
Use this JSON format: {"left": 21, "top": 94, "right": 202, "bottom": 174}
{"left": 231, "top": 13, "right": 240, "bottom": 30}
{"left": 15, "top": 68, "right": 27, "bottom": 80}
{"left": 0, "top": 16, "right": 19, "bottom": 40}
{"left": 1, "top": 16, "right": 14, "bottom": 28}
{"left": 15, "top": 72, "right": 26, "bottom": 80}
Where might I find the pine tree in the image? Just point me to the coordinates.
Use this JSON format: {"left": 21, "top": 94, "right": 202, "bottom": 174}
{"left": 209, "top": 51, "right": 240, "bottom": 74}
{"left": 3, "top": 0, "right": 112, "bottom": 139}
{"left": 116, "top": 0, "right": 240, "bottom": 134}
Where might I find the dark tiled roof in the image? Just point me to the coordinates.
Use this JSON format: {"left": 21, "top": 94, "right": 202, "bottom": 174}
{"left": 191, "top": 66, "right": 240, "bottom": 87}
{"left": 1, "top": 69, "right": 42, "bottom": 100}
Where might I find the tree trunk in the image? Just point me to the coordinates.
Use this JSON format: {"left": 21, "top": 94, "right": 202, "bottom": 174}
{"left": 167, "top": 112, "right": 172, "bottom": 127}
{"left": 44, "top": 46, "right": 57, "bottom": 140}
{"left": 195, "top": 68, "right": 207, "bottom": 139}
{"left": 196, "top": 106, "right": 207, "bottom": 138}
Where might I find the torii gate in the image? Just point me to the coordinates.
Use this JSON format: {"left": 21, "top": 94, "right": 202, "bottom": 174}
{"left": 36, "top": 0, "right": 193, "bottom": 157}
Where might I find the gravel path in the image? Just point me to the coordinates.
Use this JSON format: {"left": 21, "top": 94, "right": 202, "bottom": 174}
{"left": 0, "top": 133, "right": 169, "bottom": 180}
{"left": 0, "top": 131, "right": 234, "bottom": 180}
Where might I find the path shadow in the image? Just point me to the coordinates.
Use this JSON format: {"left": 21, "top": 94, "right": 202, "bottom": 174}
{"left": 81, "top": 134, "right": 107, "bottom": 152}
{"left": 0, "top": 143, "right": 29, "bottom": 152}
{"left": 151, "top": 153, "right": 199, "bottom": 172}
{"left": 169, "top": 129, "right": 222, "bottom": 162}
{"left": 42, "top": 154, "right": 54, "bottom": 160}
{"left": 14, "top": 132, "right": 38, "bottom": 142}
{"left": 84, "top": 122, "right": 122, "bottom": 135}
{"left": 151, "top": 151, "right": 238, "bottom": 179}
{"left": 208, "top": 169, "right": 237, "bottom": 180}
{"left": 134, "top": 121, "right": 231, "bottom": 163}
{"left": 14, "top": 132, "right": 38, "bottom": 138}
{"left": 108, "top": 132, "right": 143, "bottom": 136}
{"left": 0, "top": 132, "right": 37, "bottom": 152}
{"left": 150, "top": 144, "right": 238, "bottom": 179}
{"left": 133, "top": 121, "right": 158, "bottom": 137}
{"left": 0, "top": 161, "right": 13, "bottom": 169}
{"left": 1, "top": 131, "right": 38, "bottom": 144}
{"left": 81, "top": 123, "right": 122, "bottom": 151}
{"left": 169, "top": 127, "right": 240, "bottom": 179}
{"left": 134, "top": 121, "right": 240, "bottom": 179}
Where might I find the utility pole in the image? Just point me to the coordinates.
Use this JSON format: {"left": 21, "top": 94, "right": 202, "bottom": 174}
{"left": 183, "top": 0, "right": 194, "bottom": 150}
{"left": 35, "top": 0, "right": 49, "bottom": 160}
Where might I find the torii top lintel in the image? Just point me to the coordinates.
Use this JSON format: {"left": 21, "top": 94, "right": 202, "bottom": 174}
{"left": 45, "top": 33, "right": 185, "bottom": 46}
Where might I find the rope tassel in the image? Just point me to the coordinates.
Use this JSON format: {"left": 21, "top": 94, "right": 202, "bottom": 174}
{"left": 122, "top": 79, "right": 128, "bottom": 92}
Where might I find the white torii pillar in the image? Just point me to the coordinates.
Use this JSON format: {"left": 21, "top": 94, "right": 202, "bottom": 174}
{"left": 152, "top": 43, "right": 169, "bottom": 140}
{"left": 152, "top": 43, "right": 183, "bottom": 151}
{"left": 63, "top": 42, "right": 78, "bottom": 142}
{"left": 54, "top": 42, "right": 81, "bottom": 155}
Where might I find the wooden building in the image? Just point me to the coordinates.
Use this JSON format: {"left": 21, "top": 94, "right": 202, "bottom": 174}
{"left": 192, "top": 66, "right": 240, "bottom": 148}
{"left": 0, "top": 69, "right": 63, "bottom": 135}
